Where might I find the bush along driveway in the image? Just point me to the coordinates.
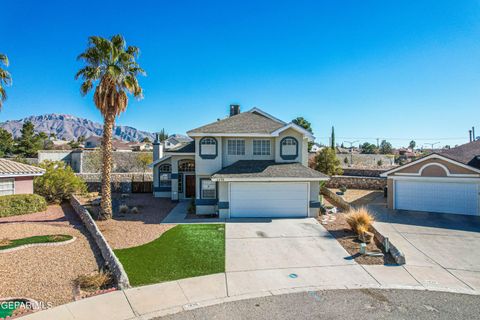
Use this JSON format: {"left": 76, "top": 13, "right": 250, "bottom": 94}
{"left": 114, "top": 224, "right": 225, "bottom": 286}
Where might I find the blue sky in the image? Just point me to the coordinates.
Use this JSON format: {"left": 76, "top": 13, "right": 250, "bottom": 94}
{"left": 1, "top": 0, "right": 479, "bottom": 147}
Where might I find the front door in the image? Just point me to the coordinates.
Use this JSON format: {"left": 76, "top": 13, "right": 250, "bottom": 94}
{"left": 185, "top": 175, "right": 196, "bottom": 198}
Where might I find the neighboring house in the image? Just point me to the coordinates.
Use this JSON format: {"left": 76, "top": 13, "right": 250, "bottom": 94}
{"left": 129, "top": 142, "right": 153, "bottom": 151}
{"left": 309, "top": 143, "right": 323, "bottom": 153}
{"left": 381, "top": 140, "right": 480, "bottom": 216}
{"left": 0, "top": 159, "right": 45, "bottom": 196}
{"left": 164, "top": 134, "right": 193, "bottom": 150}
{"left": 84, "top": 136, "right": 102, "bottom": 148}
{"left": 151, "top": 106, "right": 329, "bottom": 218}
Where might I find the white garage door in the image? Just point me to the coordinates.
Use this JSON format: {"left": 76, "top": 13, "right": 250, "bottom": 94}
{"left": 395, "top": 180, "right": 479, "bottom": 215}
{"left": 230, "top": 182, "right": 309, "bottom": 218}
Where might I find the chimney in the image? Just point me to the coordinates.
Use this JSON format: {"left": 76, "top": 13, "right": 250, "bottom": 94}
{"left": 469, "top": 130, "right": 473, "bottom": 142}
{"left": 153, "top": 133, "right": 164, "bottom": 161}
{"left": 229, "top": 104, "right": 241, "bottom": 117}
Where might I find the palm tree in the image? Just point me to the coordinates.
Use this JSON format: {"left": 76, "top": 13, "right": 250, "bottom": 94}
{"left": 0, "top": 53, "right": 12, "bottom": 110}
{"left": 75, "top": 35, "right": 145, "bottom": 219}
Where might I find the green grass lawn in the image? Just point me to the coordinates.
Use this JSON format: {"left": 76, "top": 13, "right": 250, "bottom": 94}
{"left": 0, "top": 235, "right": 73, "bottom": 251}
{"left": 114, "top": 224, "right": 225, "bottom": 286}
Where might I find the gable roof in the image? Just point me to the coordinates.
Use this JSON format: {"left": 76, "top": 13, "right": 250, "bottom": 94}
{"left": 380, "top": 152, "right": 480, "bottom": 177}
{"left": 211, "top": 160, "right": 329, "bottom": 181}
{"left": 167, "top": 141, "right": 195, "bottom": 153}
{"left": 187, "top": 110, "right": 285, "bottom": 135}
{"left": 0, "top": 159, "right": 45, "bottom": 177}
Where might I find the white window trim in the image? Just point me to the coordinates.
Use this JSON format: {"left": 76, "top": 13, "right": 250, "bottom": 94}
{"left": 227, "top": 139, "right": 245, "bottom": 156}
{"left": 253, "top": 139, "right": 271, "bottom": 156}
{"left": 0, "top": 178, "right": 15, "bottom": 196}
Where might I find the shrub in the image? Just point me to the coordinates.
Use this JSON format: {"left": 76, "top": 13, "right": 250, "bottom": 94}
{"left": 75, "top": 270, "right": 112, "bottom": 291}
{"left": 34, "top": 160, "right": 87, "bottom": 203}
{"left": 345, "top": 207, "right": 374, "bottom": 235}
{"left": 314, "top": 148, "right": 343, "bottom": 176}
{"left": 119, "top": 204, "right": 129, "bottom": 214}
{"left": 339, "top": 185, "right": 347, "bottom": 193}
{"left": 131, "top": 207, "right": 140, "bottom": 214}
{"left": 0, "top": 194, "right": 48, "bottom": 217}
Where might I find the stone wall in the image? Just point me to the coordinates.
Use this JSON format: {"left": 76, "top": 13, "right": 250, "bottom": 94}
{"left": 342, "top": 168, "right": 390, "bottom": 177}
{"left": 81, "top": 151, "right": 153, "bottom": 173}
{"left": 70, "top": 195, "right": 130, "bottom": 289}
{"left": 326, "top": 176, "right": 387, "bottom": 190}
{"left": 338, "top": 154, "right": 395, "bottom": 168}
{"left": 77, "top": 173, "right": 153, "bottom": 193}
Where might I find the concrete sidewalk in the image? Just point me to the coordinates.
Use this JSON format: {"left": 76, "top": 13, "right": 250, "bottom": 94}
{"left": 21, "top": 270, "right": 479, "bottom": 320}
{"left": 21, "top": 217, "right": 480, "bottom": 320}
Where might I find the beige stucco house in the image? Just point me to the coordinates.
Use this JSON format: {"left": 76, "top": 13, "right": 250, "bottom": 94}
{"left": 151, "top": 106, "right": 329, "bottom": 218}
{"left": 381, "top": 141, "right": 480, "bottom": 215}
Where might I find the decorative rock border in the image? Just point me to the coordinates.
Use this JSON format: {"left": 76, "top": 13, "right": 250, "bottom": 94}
{"left": 0, "top": 237, "right": 76, "bottom": 254}
{"left": 320, "top": 187, "right": 406, "bottom": 265}
{"left": 70, "top": 195, "right": 130, "bottom": 289}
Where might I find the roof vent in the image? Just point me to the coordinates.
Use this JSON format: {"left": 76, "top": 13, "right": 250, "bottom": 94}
{"left": 229, "top": 104, "right": 240, "bottom": 117}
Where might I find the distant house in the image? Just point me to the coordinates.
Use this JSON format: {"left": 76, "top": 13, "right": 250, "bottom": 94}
{"left": 381, "top": 141, "right": 480, "bottom": 215}
{"left": 129, "top": 142, "right": 153, "bottom": 151}
{"left": 310, "top": 143, "right": 323, "bottom": 153}
{"left": 0, "top": 159, "right": 45, "bottom": 196}
{"left": 164, "top": 134, "right": 193, "bottom": 150}
{"left": 84, "top": 136, "right": 102, "bottom": 149}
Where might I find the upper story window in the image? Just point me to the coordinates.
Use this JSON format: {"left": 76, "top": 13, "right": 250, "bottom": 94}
{"left": 178, "top": 159, "right": 195, "bottom": 172}
{"left": 253, "top": 140, "right": 271, "bottom": 156}
{"left": 227, "top": 139, "right": 245, "bottom": 155}
{"left": 280, "top": 137, "right": 298, "bottom": 160}
{"left": 199, "top": 137, "right": 217, "bottom": 159}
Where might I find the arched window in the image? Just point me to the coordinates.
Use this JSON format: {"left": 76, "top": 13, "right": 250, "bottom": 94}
{"left": 199, "top": 137, "right": 217, "bottom": 159}
{"left": 178, "top": 159, "right": 195, "bottom": 172}
{"left": 280, "top": 137, "right": 298, "bottom": 160}
{"left": 158, "top": 164, "right": 171, "bottom": 187}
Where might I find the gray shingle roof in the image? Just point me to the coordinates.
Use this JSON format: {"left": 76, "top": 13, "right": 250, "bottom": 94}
{"left": 211, "top": 160, "right": 329, "bottom": 180}
{"left": 439, "top": 140, "right": 480, "bottom": 169}
{"left": 187, "top": 112, "right": 285, "bottom": 134}
{"left": 0, "top": 159, "right": 45, "bottom": 176}
{"left": 167, "top": 141, "right": 195, "bottom": 153}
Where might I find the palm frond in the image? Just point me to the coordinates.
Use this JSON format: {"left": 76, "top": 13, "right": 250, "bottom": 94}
{"left": 0, "top": 54, "right": 9, "bottom": 67}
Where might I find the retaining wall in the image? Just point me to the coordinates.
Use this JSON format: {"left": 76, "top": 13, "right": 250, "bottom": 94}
{"left": 320, "top": 186, "right": 405, "bottom": 265}
{"left": 70, "top": 195, "right": 130, "bottom": 289}
{"left": 326, "top": 176, "right": 387, "bottom": 190}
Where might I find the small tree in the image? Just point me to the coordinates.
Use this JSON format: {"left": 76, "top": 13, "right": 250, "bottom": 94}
{"left": 34, "top": 161, "right": 87, "bottom": 203}
{"left": 377, "top": 159, "right": 383, "bottom": 167}
{"left": 314, "top": 148, "right": 343, "bottom": 176}
{"left": 16, "top": 121, "right": 43, "bottom": 157}
{"left": 408, "top": 140, "right": 416, "bottom": 150}
{"left": 293, "top": 117, "right": 314, "bottom": 151}
{"left": 0, "top": 128, "right": 13, "bottom": 156}
{"left": 136, "top": 152, "right": 153, "bottom": 182}
{"left": 361, "top": 142, "right": 378, "bottom": 154}
{"left": 343, "top": 156, "right": 349, "bottom": 165}
{"left": 379, "top": 140, "right": 393, "bottom": 154}
{"left": 330, "top": 126, "right": 335, "bottom": 149}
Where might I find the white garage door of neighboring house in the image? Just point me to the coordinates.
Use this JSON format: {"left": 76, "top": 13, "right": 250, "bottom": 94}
{"left": 395, "top": 180, "right": 479, "bottom": 215}
{"left": 230, "top": 182, "right": 309, "bottom": 218}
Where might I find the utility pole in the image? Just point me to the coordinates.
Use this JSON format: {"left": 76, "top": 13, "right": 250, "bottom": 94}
{"left": 376, "top": 138, "right": 379, "bottom": 148}
{"left": 344, "top": 140, "right": 359, "bottom": 166}
{"left": 425, "top": 142, "right": 440, "bottom": 150}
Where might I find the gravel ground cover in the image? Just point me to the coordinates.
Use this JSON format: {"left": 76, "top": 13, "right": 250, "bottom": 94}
{"left": 0, "top": 204, "right": 103, "bottom": 307}
{"left": 324, "top": 189, "right": 384, "bottom": 207}
{"left": 79, "top": 193, "right": 177, "bottom": 249}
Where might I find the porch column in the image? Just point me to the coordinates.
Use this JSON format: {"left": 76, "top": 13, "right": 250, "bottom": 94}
{"left": 171, "top": 158, "right": 179, "bottom": 201}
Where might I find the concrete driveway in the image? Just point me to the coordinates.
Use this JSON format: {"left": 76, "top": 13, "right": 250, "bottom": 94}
{"left": 369, "top": 203, "right": 480, "bottom": 292}
{"left": 225, "top": 218, "right": 378, "bottom": 296}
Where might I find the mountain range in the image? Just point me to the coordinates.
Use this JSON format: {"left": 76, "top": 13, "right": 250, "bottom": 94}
{"left": 0, "top": 114, "right": 156, "bottom": 142}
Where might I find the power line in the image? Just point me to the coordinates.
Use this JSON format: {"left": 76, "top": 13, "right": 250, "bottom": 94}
{"left": 316, "top": 136, "right": 465, "bottom": 141}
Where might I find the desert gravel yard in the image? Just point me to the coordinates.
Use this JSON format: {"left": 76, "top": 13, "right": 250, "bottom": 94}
{"left": 81, "top": 194, "right": 177, "bottom": 249}
{"left": 0, "top": 204, "right": 102, "bottom": 306}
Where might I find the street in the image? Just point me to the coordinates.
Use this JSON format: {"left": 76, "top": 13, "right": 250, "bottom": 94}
{"left": 159, "top": 289, "right": 480, "bottom": 320}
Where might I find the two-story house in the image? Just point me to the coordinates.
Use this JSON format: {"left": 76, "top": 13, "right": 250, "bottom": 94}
{"left": 151, "top": 106, "right": 329, "bottom": 218}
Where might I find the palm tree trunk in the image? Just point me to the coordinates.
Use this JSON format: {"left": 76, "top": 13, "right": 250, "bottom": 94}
{"left": 100, "top": 109, "right": 115, "bottom": 219}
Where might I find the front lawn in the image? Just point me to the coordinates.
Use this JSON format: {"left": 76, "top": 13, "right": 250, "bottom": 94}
{"left": 114, "top": 224, "right": 225, "bottom": 286}
{"left": 0, "top": 235, "right": 73, "bottom": 251}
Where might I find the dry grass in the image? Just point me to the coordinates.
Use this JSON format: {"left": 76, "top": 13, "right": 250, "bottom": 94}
{"left": 74, "top": 270, "right": 112, "bottom": 292}
{"left": 345, "top": 207, "right": 374, "bottom": 235}
{"left": 119, "top": 205, "right": 129, "bottom": 214}
{"left": 0, "top": 238, "right": 12, "bottom": 246}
